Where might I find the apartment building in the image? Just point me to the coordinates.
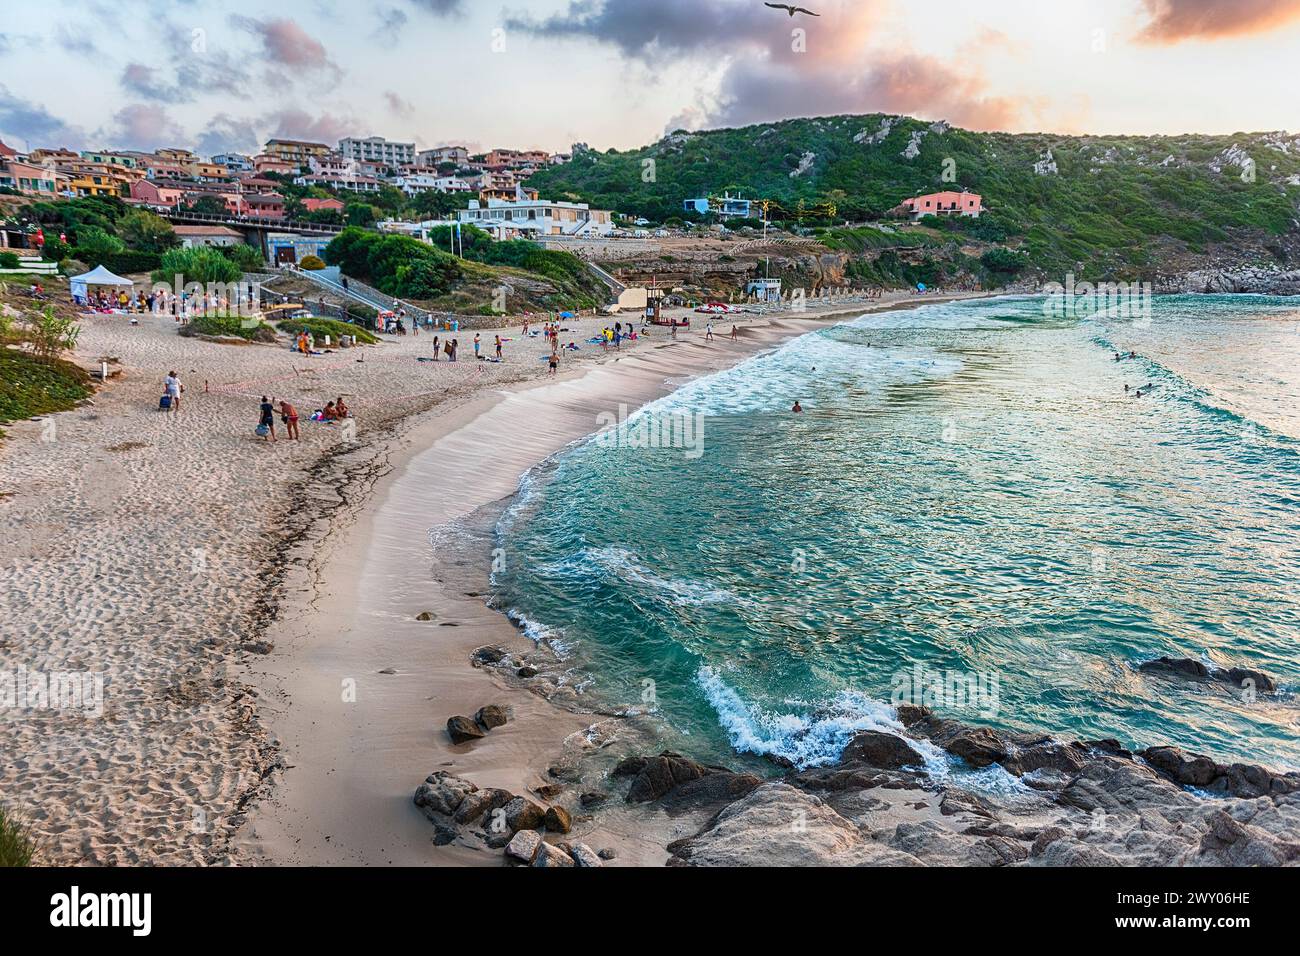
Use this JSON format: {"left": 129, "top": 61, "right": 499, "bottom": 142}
{"left": 457, "top": 194, "right": 614, "bottom": 237}
{"left": 339, "top": 136, "right": 415, "bottom": 168}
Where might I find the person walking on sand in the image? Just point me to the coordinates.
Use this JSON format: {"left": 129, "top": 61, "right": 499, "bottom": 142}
{"left": 279, "top": 400, "right": 300, "bottom": 441}
{"left": 549, "top": 349, "right": 559, "bottom": 376}
{"left": 706, "top": 322, "right": 714, "bottom": 342}
{"left": 259, "top": 396, "right": 277, "bottom": 442}
{"left": 731, "top": 325, "right": 739, "bottom": 342}
{"left": 432, "top": 335, "right": 440, "bottom": 360}
{"left": 163, "top": 370, "right": 183, "bottom": 414}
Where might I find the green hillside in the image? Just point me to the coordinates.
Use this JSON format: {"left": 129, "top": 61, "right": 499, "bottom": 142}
{"left": 527, "top": 115, "right": 1300, "bottom": 277}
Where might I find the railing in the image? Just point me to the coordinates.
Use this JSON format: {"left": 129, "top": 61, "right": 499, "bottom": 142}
{"left": 585, "top": 261, "right": 626, "bottom": 295}
{"left": 292, "top": 267, "right": 432, "bottom": 324}
{"left": 161, "top": 209, "right": 347, "bottom": 236}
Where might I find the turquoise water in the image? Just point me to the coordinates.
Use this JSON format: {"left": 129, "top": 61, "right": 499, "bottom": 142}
{"left": 492, "top": 295, "right": 1300, "bottom": 773}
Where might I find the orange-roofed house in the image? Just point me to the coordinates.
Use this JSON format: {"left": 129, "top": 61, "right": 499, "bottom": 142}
{"left": 901, "top": 190, "right": 983, "bottom": 220}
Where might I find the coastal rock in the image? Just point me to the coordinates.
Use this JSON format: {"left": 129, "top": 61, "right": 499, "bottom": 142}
{"left": 474, "top": 704, "right": 510, "bottom": 731}
{"left": 544, "top": 806, "right": 573, "bottom": 834}
{"left": 430, "top": 824, "right": 458, "bottom": 847}
{"left": 453, "top": 787, "right": 513, "bottom": 826}
{"left": 471, "top": 645, "right": 507, "bottom": 666}
{"left": 580, "top": 790, "right": 609, "bottom": 808}
{"left": 894, "top": 703, "right": 932, "bottom": 727}
{"left": 943, "top": 728, "right": 1007, "bottom": 768}
{"left": 446, "top": 716, "right": 486, "bottom": 745}
{"left": 505, "top": 829, "right": 542, "bottom": 864}
{"left": 839, "top": 731, "right": 925, "bottom": 770}
{"left": 533, "top": 843, "right": 576, "bottom": 868}
{"left": 516, "top": 666, "right": 539, "bottom": 678}
{"left": 668, "top": 783, "right": 923, "bottom": 867}
{"left": 416, "top": 611, "right": 435, "bottom": 621}
{"left": 569, "top": 843, "right": 604, "bottom": 868}
{"left": 502, "top": 796, "right": 547, "bottom": 832}
{"left": 1141, "top": 746, "right": 1219, "bottom": 788}
{"left": 414, "top": 771, "right": 478, "bottom": 818}
{"left": 598, "top": 848, "right": 617, "bottom": 861}
{"left": 613, "top": 752, "right": 762, "bottom": 809}
{"left": 1139, "top": 656, "right": 1277, "bottom": 693}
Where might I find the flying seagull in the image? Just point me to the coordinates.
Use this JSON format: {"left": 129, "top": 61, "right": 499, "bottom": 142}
{"left": 765, "top": 2, "right": 820, "bottom": 16}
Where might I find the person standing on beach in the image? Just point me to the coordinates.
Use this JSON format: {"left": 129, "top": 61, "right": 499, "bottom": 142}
{"left": 279, "top": 400, "right": 300, "bottom": 441}
{"left": 448, "top": 339, "right": 458, "bottom": 362}
{"left": 163, "top": 371, "right": 183, "bottom": 414}
{"left": 259, "top": 396, "right": 277, "bottom": 442}
{"left": 706, "top": 322, "right": 714, "bottom": 342}
{"left": 549, "top": 350, "right": 559, "bottom": 376}
{"left": 495, "top": 335, "right": 503, "bottom": 360}
{"left": 731, "top": 325, "right": 739, "bottom": 342}
{"left": 474, "top": 333, "right": 481, "bottom": 360}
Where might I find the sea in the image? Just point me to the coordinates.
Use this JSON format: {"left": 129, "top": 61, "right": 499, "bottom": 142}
{"left": 491, "top": 294, "right": 1300, "bottom": 776}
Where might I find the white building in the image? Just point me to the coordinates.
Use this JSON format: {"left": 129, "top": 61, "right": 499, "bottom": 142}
{"left": 417, "top": 146, "right": 470, "bottom": 168}
{"left": 457, "top": 194, "right": 614, "bottom": 238}
{"left": 309, "top": 154, "right": 359, "bottom": 177}
{"left": 293, "top": 172, "right": 383, "bottom": 193}
{"left": 339, "top": 136, "right": 415, "bottom": 168}
{"left": 394, "top": 173, "right": 474, "bottom": 196}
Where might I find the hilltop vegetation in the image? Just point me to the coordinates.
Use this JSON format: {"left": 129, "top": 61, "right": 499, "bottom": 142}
{"left": 323, "top": 226, "right": 607, "bottom": 311}
{"left": 527, "top": 115, "right": 1300, "bottom": 278}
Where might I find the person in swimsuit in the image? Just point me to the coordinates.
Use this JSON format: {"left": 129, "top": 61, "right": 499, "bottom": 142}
{"left": 280, "top": 400, "right": 300, "bottom": 441}
{"left": 259, "top": 396, "right": 277, "bottom": 442}
{"left": 792, "top": 400, "right": 804, "bottom": 413}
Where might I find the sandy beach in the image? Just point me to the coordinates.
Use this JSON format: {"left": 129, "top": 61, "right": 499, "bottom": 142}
{"left": 0, "top": 290, "right": 990, "bottom": 865}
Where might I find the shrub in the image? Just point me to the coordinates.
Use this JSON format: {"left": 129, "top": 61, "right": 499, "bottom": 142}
{"left": 0, "top": 807, "right": 36, "bottom": 866}
{"left": 0, "top": 348, "right": 92, "bottom": 426}
{"left": 981, "top": 247, "right": 1030, "bottom": 274}
{"left": 152, "top": 246, "right": 242, "bottom": 287}
{"left": 0, "top": 252, "right": 19, "bottom": 270}
{"left": 299, "top": 254, "right": 326, "bottom": 270}
{"left": 76, "top": 250, "right": 162, "bottom": 274}
{"left": 23, "top": 305, "right": 81, "bottom": 361}
{"left": 274, "top": 317, "right": 379, "bottom": 345}
{"left": 181, "top": 314, "right": 276, "bottom": 342}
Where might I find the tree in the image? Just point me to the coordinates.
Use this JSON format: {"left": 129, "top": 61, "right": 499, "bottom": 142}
{"left": 345, "top": 202, "right": 379, "bottom": 227}
{"left": 25, "top": 305, "right": 81, "bottom": 362}
{"left": 184, "top": 196, "right": 228, "bottom": 216}
{"left": 118, "top": 210, "right": 180, "bottom": 254}
{"left": 75, "top": 226, "right": 125, "bottom": 257}
{"left": 220, "top": 243, "right": 266, "bottom": 272}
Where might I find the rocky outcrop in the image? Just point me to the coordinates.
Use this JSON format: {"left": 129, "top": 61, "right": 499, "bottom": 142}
{"left": 654, "top": 709, "right": 1300, "bottom": 867}
{"left": 1139, "top": 657, "right": 1278, "bottom": 694}
{"left": 1170, "top": 267, "right": 1300, "bottom": 295}
{"left": 612, "top": 752, "right": 760, "bottom": 810}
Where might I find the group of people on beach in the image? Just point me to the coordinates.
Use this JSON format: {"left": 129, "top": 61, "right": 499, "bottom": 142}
{"left": 256, "top": 395, "right": 350, "bottom": 442}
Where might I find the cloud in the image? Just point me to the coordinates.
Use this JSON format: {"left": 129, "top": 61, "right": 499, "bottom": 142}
{"left": 231, "top": 15, "right": 341, "bottom": 77}
{"left": 373, "top": 5, "right": 410, "bottom": 36}
{"left": 407, "top": 0, "right": 465, "bottom": 14}
{"left": 510, "top": 0, "right": 1021, "bottom": 132}
{"left": 506, "top": 0, "right": 779, "bottom": 56}
{"left": 100, "top": 103, "right": 185, "bottom": 150}
{"left": 0, "top": 83, "right": 87, "bottom": 148}
{"left": 194, "top": 113, "right": 262, "bottom": 156}
{"left": 262, "top": 108, "right": 356, "bottom": 144}
{"left": 54, "top": 23, "right": 98, "bottom": 56}
{"left": 384, "top": 91, "right": 415, "bottom": 117}
{"left": 1137, "top": 0, "right": 1300, "bottom": 42}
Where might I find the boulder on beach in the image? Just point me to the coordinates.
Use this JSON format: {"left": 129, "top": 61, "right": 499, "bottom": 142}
{"left": 533, "top": 842, "right": 576, "bottom": 867}
{"left": 453, "top": 787, "right": 513, "bottom": 826}
{"left": 503, "top": 796, "right": 547, "bottom": 832}
{"left": 505, "top": 829, "right": 542, "bottom": 864}
{"left": 414, "top": 771, "right": 478, "bottom": 818}
{"left": 446, "top": 715, "right": 486, "bottom": 745}
{"left": 544, "top": 805, "right": 573, "bottom": 834}
{"left": 569, "top": 843, "right": 604, "bottom": 868}
{"left": 475, "top": 704, "right": 510, "bottom": 731}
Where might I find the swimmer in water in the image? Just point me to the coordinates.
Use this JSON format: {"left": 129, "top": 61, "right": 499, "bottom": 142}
{"left": 792, "top": 400, "right": 804, "bottom": 413}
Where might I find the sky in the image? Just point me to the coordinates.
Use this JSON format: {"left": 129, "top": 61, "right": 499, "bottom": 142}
{"left": 0, "top": 0, "right": 1298, "bottom": 156}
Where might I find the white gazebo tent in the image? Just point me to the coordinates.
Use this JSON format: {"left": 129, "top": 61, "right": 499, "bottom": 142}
{"left": 70, "top": 265, "right": 135, "bottom": 303}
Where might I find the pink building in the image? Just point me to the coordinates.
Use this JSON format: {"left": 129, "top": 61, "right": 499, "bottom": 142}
{"left": 131, "top": 179, "right": 184, "bottom": 208}
{"left": 901, "top": 190, "right": 983, "bottom": 219}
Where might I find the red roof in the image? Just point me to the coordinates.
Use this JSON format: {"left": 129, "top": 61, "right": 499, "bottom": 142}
{"left": 0, "top": 140, "right": 17, "bottom": 158}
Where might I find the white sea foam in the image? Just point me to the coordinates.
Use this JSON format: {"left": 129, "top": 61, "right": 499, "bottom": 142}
{"left": 584, "top": 546, "right": 747, "bottom": 609}
{"left": 696, "top": 665, "right": 915, "bottom": 768}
